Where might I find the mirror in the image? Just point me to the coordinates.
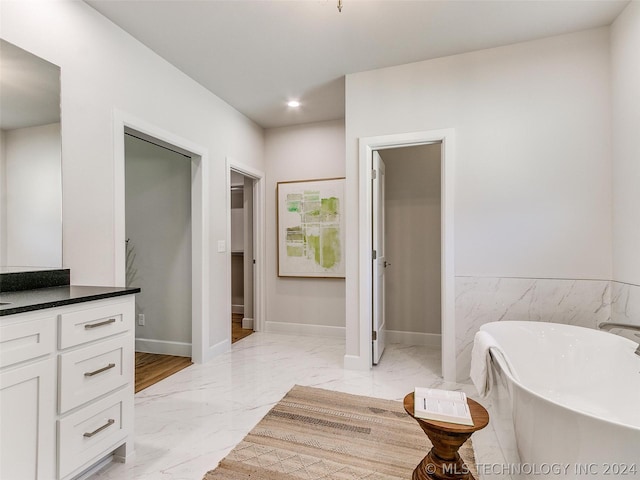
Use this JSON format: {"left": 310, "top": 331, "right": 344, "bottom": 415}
{"left": 0, "top": 40, "right": 62, "bottom": 272}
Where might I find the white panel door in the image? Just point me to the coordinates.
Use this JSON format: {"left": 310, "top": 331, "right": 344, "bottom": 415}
{"left": 372, "top": 151, "right": 386, "bottom": 364}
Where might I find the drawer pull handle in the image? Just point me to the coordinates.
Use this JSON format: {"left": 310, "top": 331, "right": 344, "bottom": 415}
{"left": 84, "top": 363, "right": 116, "bottom": 377}
{"left": 83, "top": 419, "right": 115, "bottom": 438}
{"left": 84, "top": 318, "right": 116, "bottom": 329}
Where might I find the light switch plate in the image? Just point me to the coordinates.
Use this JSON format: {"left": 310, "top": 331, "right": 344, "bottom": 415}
{"left": 217, "top": 240, "right": 226, "bottom": 252}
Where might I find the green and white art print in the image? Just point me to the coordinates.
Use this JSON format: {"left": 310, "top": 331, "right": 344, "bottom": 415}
{"left": 277, "top": 178, "right": 345, "bottom": 278}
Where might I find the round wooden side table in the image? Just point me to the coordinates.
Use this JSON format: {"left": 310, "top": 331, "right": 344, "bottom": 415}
{"left": 403, "top": 392, "right": 489, "bottom": 480}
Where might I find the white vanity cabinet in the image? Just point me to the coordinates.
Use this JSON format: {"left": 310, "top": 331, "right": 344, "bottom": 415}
{"left": 0, "top": 295, "right": 135, "bottom": 480}
{"left": 55, "top": 296, "right": 135, "bottom": 479}
{"left": 0, "top": 314, "right": 57, "bottom": 479}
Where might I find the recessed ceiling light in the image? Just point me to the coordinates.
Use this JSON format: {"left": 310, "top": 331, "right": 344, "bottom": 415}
{"left": 287, "top": 100, "right": 301, "bottom": 108}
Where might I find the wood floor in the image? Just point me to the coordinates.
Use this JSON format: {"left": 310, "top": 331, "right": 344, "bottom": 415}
{"left": 232, "top": 312, "right": 253, "bottom": 343}
{"left": 134, "top": 315, "right": 252, "bottom": 392}
{"left": 135, "top": 352, "right": 193, "bottom": 393}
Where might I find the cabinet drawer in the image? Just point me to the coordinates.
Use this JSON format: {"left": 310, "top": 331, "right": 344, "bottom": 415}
{"left": 59, "top": 301, "right": 133, "bottom": 349}
{"left": 58, "top": 388, "right": 131, "bottom": 479}
{"left": 1, "top": 314, "right": 55, "bottom": 368}
{"left": 58, "top": 335, "right": 132, "bottom": 413}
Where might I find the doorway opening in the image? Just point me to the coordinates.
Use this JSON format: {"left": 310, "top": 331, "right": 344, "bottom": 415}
{"left": 114, "top": 111, "right": 212, "bottom": 365}
{"left": 230, "top": 170, "right": 255, "bottom": 343}
{"left": 372, "top": 144, "right": 442, "bottom": 366}
{"left": 226, "top": 157, "right": 266, "bottom": 346}
{"left": 356, "top": 129, "right": 456, "bottom": 382}
{"left": 124, "top": 130, "right": 195, "bottom": 390}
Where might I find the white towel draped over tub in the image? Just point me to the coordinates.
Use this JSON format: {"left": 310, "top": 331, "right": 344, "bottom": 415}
{"left": 470, "top": 330, "right": 509, "bottom": 397}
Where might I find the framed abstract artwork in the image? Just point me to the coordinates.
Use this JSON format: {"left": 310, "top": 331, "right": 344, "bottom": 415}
{"left": 277, "top": 177, "right": 345, "bottom": 278}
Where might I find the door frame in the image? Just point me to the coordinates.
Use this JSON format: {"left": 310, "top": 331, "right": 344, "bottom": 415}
{"left": 113, "top": 109, "right": 210, "bottom": 363}
{"left": 357, "top": 129, "right": 456, "bottom": 382}
{"left": 226, "top": 157, "right": 266, "bottom": 338}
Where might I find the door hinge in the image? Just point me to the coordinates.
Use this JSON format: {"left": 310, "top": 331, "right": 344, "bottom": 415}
{"left": 371, "top": 169, "right": 377, "bottom": 180}
{"left": 372, "top": 330, "right": 377, "bottom": 341}
{"left": 372, "top": 249, "right": 377, "bottom": 260}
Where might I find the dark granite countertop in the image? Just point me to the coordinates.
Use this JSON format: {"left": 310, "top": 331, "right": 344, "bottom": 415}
{"left": 0, "top": 285, "right": 141, "bottom": 316}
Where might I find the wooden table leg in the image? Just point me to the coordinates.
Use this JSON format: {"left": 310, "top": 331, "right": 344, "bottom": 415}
{"left": 412, "top": 426, "right": 474, "bottom": 480}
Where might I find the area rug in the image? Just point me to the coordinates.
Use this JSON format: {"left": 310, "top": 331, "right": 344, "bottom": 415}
{"left": 203, "top": 385, "right": 477, "bottom": 479}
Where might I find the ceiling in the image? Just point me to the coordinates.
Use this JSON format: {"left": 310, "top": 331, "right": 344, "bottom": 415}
{"left": 86, "top": 0, "right": 629, "bottom": 129}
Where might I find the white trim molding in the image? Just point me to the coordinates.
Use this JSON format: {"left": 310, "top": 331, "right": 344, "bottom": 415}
{"left": 113, "top": 109, "right": 210, "bottom": 364}
{"left": 231, "top": 304, "right": 245, "bottom": 314}
{"left": 385, "top": 330, "right": 442, "bottom": 347}
{"left": 207, "top": 339, "right": 231, "bottom": 360}
{"left": 265, "top": 321, "right": 346, "bottom": 338}
{"left": 241, "top": 317, "right": 254, "bottom": 329}
{"left": 226, "top": 157, "right": 266, "bottom": 344}
{"left": 349, "top": 128, "right": 456, "bottom": 382}
{"left": 135, "top": 338, "right": 192, "bottom": 357}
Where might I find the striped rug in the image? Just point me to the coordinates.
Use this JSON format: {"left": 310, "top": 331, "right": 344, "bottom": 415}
{"left": 203, "top": 385, "right": 477, "bottom": 479}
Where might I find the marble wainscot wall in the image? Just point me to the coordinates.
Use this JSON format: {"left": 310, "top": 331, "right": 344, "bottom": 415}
{"left": 455, "top": 277, "right": 612, "bottom": 381}
{"left": 611, "top": 281, "right": 640, "bottom": 341}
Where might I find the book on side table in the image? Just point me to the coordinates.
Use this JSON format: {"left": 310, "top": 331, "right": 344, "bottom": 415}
{"left": 413, "top": 387, "right": 474, "bottom": 426}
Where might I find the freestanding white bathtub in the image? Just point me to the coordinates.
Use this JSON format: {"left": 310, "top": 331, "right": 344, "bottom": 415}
{"left": 479, "top": 321, "right": 640, "bottom": 479}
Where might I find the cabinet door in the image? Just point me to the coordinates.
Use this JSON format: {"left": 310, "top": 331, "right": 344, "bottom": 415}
{"left": 0, "top": 358, "right": 56, "bottom": 480}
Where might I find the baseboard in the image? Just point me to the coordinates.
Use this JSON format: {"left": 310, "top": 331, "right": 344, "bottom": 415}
{"left": 386, "top": 330, "right": 441, "bottom": 347}
{"left": 264, "top": 321, "right": 345, "bottom": 338}
{"left": 135, "top": 338, "right": 191, "bottom": 357}
{"left": 231, "top": 304, "right": 244, "bottom": 314}
{"left": 343, "top": 354, "right": 370, "bottom": 371}
{"left": 242, "top": 317, "right": 254, "bottom": 329}
{"left": 203, "top": 338, "right": 230, "bottom": 364}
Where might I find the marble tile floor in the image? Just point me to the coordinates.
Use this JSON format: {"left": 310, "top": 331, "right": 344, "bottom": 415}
{"left": 92, "top": 332, "right": 509, "bottom": 480}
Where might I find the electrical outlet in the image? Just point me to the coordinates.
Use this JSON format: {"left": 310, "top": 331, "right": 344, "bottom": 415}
{"left": 138, "top": 314, "right": 145, "bottom": 326}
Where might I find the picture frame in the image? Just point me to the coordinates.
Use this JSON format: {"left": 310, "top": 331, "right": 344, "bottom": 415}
{"left": 277, "top": 177, "right": 345, "bottom": 278}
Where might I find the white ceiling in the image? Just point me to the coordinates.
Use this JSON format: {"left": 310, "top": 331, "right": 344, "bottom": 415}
{"left": 86, "top": 0, "right": 629, "bottom": 129}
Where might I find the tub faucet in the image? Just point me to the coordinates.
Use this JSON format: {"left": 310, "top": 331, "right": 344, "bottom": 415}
{"left": 598, "top": 322, "right": 640, "bottom": 356}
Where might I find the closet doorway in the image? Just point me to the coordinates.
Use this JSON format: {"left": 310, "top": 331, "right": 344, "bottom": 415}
{"left": 230, "top": 170, "right": 255, "bottom": 343}
{"left": 374, "top": 144, "right": 442, "bottom": 365}
{"left": 124, "top": 131, "right": 194, "bottom": 391}
{"left": 356, "top": 128, "right": 455, "bottom": 381}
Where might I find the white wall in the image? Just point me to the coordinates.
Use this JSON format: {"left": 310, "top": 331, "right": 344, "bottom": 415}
{"left": 1, "top": 1, "right": 263, "bottom": 354}
{"left": 264, "top": 119, "right": 345, "bottom": 333}
{"left": 345, "top": 28, "right": 612, "bottom": 366}
{"left": 611, "top": 1, "right": 640, "bottom": 286}
{"left": 230, "top": 189, "right": 244, "bottom": 253}
{"left": 380, "top": 144, "right": 441, "bottom": 335}
{"left": 1, "top": 123, "right": 61, "bottom": 268}
{"left": 125, "top": 135, "right": 192, "bottom": 350}
{"left": 230, "top": 186, "right": 244, "bottom": 307}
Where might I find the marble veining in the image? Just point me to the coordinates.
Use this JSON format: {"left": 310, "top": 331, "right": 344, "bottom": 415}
{"left": 455, "top": 277, "right": 612, "bottom": 381}
{"left": 91, "top": 332, "right": 508, "bottom": 480}
{"left": 610, "top": 281, "right": 640, "bottom": 341}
